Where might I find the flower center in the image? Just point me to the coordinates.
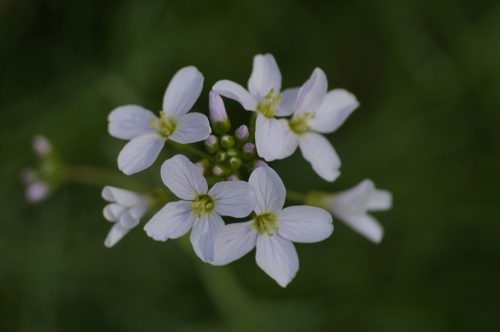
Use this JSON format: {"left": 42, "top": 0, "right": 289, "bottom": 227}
{"left": 256, "top": 88, "right": 281, "bottom": 118}
{"left": 191, "top": 193, "right": 215, "bottom": 218}
{"left": 150, "top": 111, "right": 177, "bottom": 138}
{"left": 288, "top": 113, "right": 313, "bottom": 135}
{"left": 252, "top": 211, "right": 278, "bottom": 235}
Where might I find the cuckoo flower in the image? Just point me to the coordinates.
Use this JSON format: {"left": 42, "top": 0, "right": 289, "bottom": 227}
{"left": 144, "top": 155, "right": 256, "bottom": 262}
{"left": 108, "top": 66, "right": 211, "bottom": 175}
{"left": 102, "top": 186, "right": 149, "bottom": 248}
{"left": 324, "top": 179, "right": 392, "bottom": 244}
{"left": 212, "top": 166, "right": 333, "bottom": 287}
{"left": 212, "top": 54, "right": 298, "bottom": 161}
{"left": 280, "top": 68, "right": 359, "bottom": 181}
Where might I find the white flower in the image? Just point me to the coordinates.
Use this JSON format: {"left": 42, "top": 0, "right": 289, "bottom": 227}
{"left": 102, "top": 186, "right": 149, "bottom": 248}
{"left": 212, "top": 166, "right": 333, "bottom": 287}
{"left": 212, "top": 54, "right": 298, "bottom": 161}
{"left": 109, "top": 66, "right": 211, "bottom": 175}
{"left": 143, "top": 155, "right": 256, "bottom": 263}
{"left": 21, "top": 168, "right": 50, "bottom": 204}
{"left": 325, "top": 179, "right": 392, "bottom": 244}
{"left": 277, "top": 68, "right": 360, "bottom": 181}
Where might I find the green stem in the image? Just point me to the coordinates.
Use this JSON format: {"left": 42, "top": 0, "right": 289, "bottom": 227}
{"left": 168, "top": 141, "right": 214, "bottom": 161}
{"left": 63, "top": 165, "right": 148, "bottom": 192}
{"left": 286, "top": 189, "right": 308, "bottom": 203}
{"left": 248, "top": 112, "right": 258, "bottom": 142}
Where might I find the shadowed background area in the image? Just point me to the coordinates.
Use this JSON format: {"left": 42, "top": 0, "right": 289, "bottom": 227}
{"left": 1, "top": 0, "right": 499, "bottom": 331}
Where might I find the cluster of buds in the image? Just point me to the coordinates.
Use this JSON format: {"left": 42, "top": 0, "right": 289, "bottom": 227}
{"left": 21, "top": 135, "right": 62, "bottom": 203}
{"left": 200, "top": 91, "right": 263, "bottom": 182}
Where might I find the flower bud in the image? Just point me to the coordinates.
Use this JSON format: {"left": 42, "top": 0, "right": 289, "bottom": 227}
{"left": 204, "top": 135, "right": 219, "bottom": 153}
{"left": 215, "top": 151, "right": 227, "bottom": 162}
{"left": 243, "top": 142, "right": 255, "bottom": 154}
{"left": 220, "top": 135, "right": 235, "bottom": 149}
{"left": 209, "top": 91, "right": 230, "bottom": 134}
{"left": 226, "top": 148, "right": 238, "bottom": 157}
{"left": 254, "top": 160, "right": 268, "bottom": 169}
{"left": 235, "top": 125, "right": 249, "bottom": 141}
{"left": 212, "top": 165, "right": 224, "bottom": 177}
{"left": 33, "top": 135, "right": 52, "bottom": 157}
{"left": 229, "top": 157, "right": 242, "bottom": 170}
{"left": 227, "top": 175, "right": 239, "bottom": 181}
{"left": 26, "top": 181, "right": 49, "bottom": 203}
{"left": 195, "top": 159, "right": 210, "bottom": 174}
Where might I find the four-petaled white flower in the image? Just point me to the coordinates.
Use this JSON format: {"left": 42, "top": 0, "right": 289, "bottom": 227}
{"left": 212, "top": 54, "right": 298, "bottom": 161}
{"left": 325, "top": 179, "right": 392, "bottom": 244}
{"left": 102, "top": 186, "right": 149, "bottom": 248}
{"left": 212, "top": 166, "right": 333, "bottom": 287}
{"left": 278, "top": 68, "right": 359, "bottom": 181}
{"left": 144, "top": 155, "right": 256, "bottom": 262}
{"left": 109, "top": 66, "right": 211, "bottom": 175}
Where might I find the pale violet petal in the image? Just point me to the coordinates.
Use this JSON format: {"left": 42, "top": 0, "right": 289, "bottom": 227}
{"left": 275, "top": 88, "right": 299, "bottom": 116}
{"left": 255, "top": 115, "right": 299, "bottom": 161}
{"left": 103, "top": 203, "right": 124, "bottom": 222}
{"left": 212, "top": 221, "right": 257, "bottom": 265}
{"left": 212, "top": 80, "right": 258, "bottom": 111}
{"left": 117, "top": 133, "right": 165, "bottom": 175}
{"left": 108, "top": 105, "right": 156, "bottom": 140}
{"left": 208, "top": 181, "right": 256, "bottom": 218}
{"left": 299, "top": 132, "right": 340, "bottom": 182}
{"left": 309, "top": 89, "right": 359, "bottom": 133}
{"left": 329, "top": 180, "right": 374, "bottom": 216}
{"left": 102, "top": 186, "right": 144, "bottom": 206}
{"left": 249, "top": 166, "right": 285, "bottom": 214}
{"left": 104, "top": 223, "right": 131, "bottom": 248}
{"left": 256, "top": 234, "right": 299, "bottom": 287}
{"left": 295, "top": 68, "right": 328, "bottom": 115}
{"left": 367, "top": 189, "right": 393, "bottom": 211}
{"left": 338, "top": 213, "right": 384, "bottom": 244}
{"left": 143, "top": 201, "right": 194, "bottom": 241}
{"left": 163, "top": 66, "right": 204, "bottom": 118}
{"left": 161, "top": 155, "right": 208, "bottom": 200}
{"left": 119, "top": 212, "right": 140, "bottom": 229}
{"left": 248, "top": 54, "right": 282, "bottom": 100}
{"left": 169, "top": 112, "right": 211, "bottom": 144}
{"left": 278, "top": 206, "right": 333, "bottom": 243}
{"left": 190, "top": 213, "right": 225, "bottom": 263}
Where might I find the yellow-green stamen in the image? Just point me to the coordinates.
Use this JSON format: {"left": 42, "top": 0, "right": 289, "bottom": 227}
{"left": 288, "top": 113, "right": 313, "bottom": 135}
{"left": 252, "top": 211, "right": 278, "bottom": 235}
{"left": 150, "top": 111, "right": 177, "bottom": 138}
{"left": 256, "top": 88, "right": 281, "bottom": 118}
{"left": 191, "top": 193, "right": 215, "bottom": 218}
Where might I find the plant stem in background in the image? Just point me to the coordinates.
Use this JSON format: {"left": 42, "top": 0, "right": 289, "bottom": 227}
{"left": 63, "top": 165, "right": 148, "bottom": 192}
{"left": 167, "top": 141, "right": 214, "bottom": 161}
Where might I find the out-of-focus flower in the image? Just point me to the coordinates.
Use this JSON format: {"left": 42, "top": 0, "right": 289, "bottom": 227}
{"left": 212, "top": 166, "right": 333, "bottom": 287}
{"left": 235, "top": 125, "right": 249, "bottom": 141}
{"left": 322, "top": 179, "right": 392, "bottom": 244}
{"left": 32, "top": 135, "right": 52, "bottom": 157}
{"left": 22, "top": 168, "right": 50, "bottom": 203}
{"left": 108, "top": 66, "right": 211, "bottom": 175}
{"left": 212, "top": 54, "right": 299, "bottom": 161}
{"left": 143, "top": 155, "right": 256, "bottom": 262}
{"left": 278, "top": 68, "right": 359, "bottom": 181}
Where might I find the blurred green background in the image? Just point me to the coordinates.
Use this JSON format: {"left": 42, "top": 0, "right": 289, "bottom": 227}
{"left": 1, "top": 0, "right": 499, "bottom": 331}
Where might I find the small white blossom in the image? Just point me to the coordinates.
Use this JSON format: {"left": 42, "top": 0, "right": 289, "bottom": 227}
{"left": 144, "top": 155, "right": 256, "bottom": 263}
{"left": 21, "top": 168, "right": 50, "bottom": 204}
{"left": 108, "top": 66, "right": 211, "bottom": 175}
{"left": 212, "top": 54, "right": 298, "bottom": 161}
{"left": 278, "top": 68, "right": 359, "bottom": 181}
{"left": 102, "top": 186, "right": 149, "bottom": 248}
{"left": 326, "top": 179, "right": 392, "bottom": 244}
{"left": 32, "top": 135, "right": 52, "bottom": 157}
{"left": 213, "top": 166, "right": 333, "bottom": 287}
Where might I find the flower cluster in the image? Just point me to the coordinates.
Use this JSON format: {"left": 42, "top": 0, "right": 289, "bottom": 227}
{"left": 20, "top": 54, "right": 392, "bottom": 287}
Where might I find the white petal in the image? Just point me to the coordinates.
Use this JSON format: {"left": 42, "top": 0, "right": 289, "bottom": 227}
{"left": 119, "top": 212, "right": 140, "bottom": 229}
{"left": 208, "top": 181, "right": 256, "bottom": 218}
{"left": 249, "top": 166, "right": 285, "bottom": 214}
{"left": 117, "top": 133, "right": 165, "bottom": 175}
{"left": 169, "top": 112, "right": 211, "bottom": 144}
{"left": 256, "top": 234, "right": 298, "bottom": 287}
{"left": 190, "top": 213, "right": 225, "bottom": 262}
{"left": 108, "top": 105, "right": 156, "bottom": 140}
{"left": 104, "top": 223, "right": 131, "bottom": 248}
{"left": 309, "top": 89, "right": 359, "bottom": 133}
{"left": 255, "top": 115, "right": 299, "bottom": 161}
{"left": 248, "top": 54, "right": 282, "bottom": 100}
{"left": 161, "top": 155, "right": 208, "bottom": 200}
{"left": 367, "top": 189, "right": 393, "bottom": 211}
{"left": 102, "top": 186, "right": 144, "bottom": 206}
{"left": 329, "top": 179, "right": 374, "bottom": 215}
{"left": 275, "top": 88, "right": 299, "bottom": 116}
{"left": 162, "top": 66, "right": 204, "bottom": 118}
{"left": 212, "top": 221, "right": 257, "bottom": 265}
{"left": 103, "top": 203, "right": 124, "bottom": 222}
{"left": 339, "top": 213, "right": 384, "bottom": 244}
{"left": 278, "top": 206, "right": 333, "bottom": 243}
{"left": 299, "top": 132, "right": 340, "bottom": 182}
{"left": 212, "top": 80, "right": 257, "bottom": 111}
{"left": 143, "top": 201, "right": 194, "bottom": 241}
{"left": 295, "top": 68, "right": 327, "bottom": 115}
